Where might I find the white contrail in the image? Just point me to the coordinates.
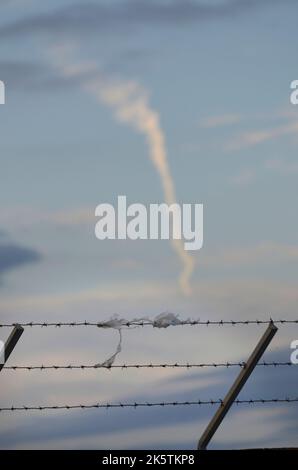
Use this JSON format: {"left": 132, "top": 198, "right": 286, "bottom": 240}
{"left": 89, "top": 79, "right": 195, "bottom": 294}
{"left": 51, "top": 45, "right": 195, "bottom": 294}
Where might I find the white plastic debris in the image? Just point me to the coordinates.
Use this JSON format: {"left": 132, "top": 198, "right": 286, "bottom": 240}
{"left": 101, "top": 316, "right": 128, "bottom": 329}
{"left": 95, "top": 313, "right": 193, "bottom": 366}
{"left": 95, "top": 329, "right": 122, "bottom": 369}
{"left": 153, "top": 312, "right": 182, "bottom": 328}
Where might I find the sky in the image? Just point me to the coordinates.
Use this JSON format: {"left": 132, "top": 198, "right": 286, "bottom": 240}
{"left": 0, "top": 0, "right": 298, "bottom": 449}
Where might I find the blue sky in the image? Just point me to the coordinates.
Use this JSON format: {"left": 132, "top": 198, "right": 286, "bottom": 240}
{"left": 0, "top": 0, "right": 298, "bottom": 449}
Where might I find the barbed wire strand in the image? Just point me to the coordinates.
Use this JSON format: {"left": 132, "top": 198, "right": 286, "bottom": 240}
{"left": 0, "top": 319, "right": 297, "bottom": 328}
{"left": 2, "top": 361, "right": 294, "bottom": 371}
{"left": 0, "top": 398, "right": 298, "bottom": 412}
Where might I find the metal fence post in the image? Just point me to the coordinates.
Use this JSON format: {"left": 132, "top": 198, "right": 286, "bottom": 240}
{"left": 198, "top": 321, "right": 278, "bottom": 450}
{"left": 0, "top": 325, "right": 24, "bottom": 373}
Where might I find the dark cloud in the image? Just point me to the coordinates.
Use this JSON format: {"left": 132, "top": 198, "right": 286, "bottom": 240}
{"left": 0, "top": 1, "right": 294, "bottom": 91}
{"left": 0, "top": 0, "right": 291, "bottom": 39}
{"left": 0, "top": 61, "right": 47, "bottom": 90}
{"left": 0, "top": 60, "right": 99, "bottom": 91}
{"left": 0, "top": 243, "right": 41, "bottom": 280}
{"left": 0, "top": 47, "right": 157, "bottom": 91}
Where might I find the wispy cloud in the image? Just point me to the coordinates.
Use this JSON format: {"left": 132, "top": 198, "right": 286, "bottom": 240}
{"left": 0, "top": 242, "right": 41, "bottom": 283}
{"left": 201, "top": 242, "right": 298, "bottom": 268}
{"left": 265, "top": 157, "right": 298, "bottom": 174}
{"left": 227, "top": 121, "right": 298, "bottom": 151}
{"left": 0, "top": 280, "right": 175, "bottom": 314}
{"left": 200, "top": 113, "right": 242, "bottom": 129}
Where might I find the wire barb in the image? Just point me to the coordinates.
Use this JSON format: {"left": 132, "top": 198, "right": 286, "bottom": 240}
{"left": 0, "top": 398, "right": 297, "bottom": 412}
{"left": 0, "top": 319, "right": 297, "bottom": 328}
{"left": 2, "top": 361, "right": 294, "bottom": 371}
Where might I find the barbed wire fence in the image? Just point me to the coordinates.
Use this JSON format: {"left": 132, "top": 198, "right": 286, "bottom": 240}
{"left": 1, "top": 318, "right": 297, "bottom": 328}
{"left": 1, "top": 398, "right": 298, "bottom": 413}
{"left": 1, "top": 361, "right": 294, "bottom": 371}
{"left": 1, "top": 315, "right": 297, "bottom": 448}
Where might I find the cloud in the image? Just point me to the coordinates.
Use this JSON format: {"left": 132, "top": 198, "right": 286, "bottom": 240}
{"left": 227, "top": 121, "right": 298, "bottom": 151}
{"left": 0, "top": 0, "right": 290, "bottom": 39}
{"left": 2, "top": 276, "right": 298, "bottom": 328}
{"left": 0, "top": 243, "right": 41, "bottom": 282}
{"left": 201, "top": 242, "right": 298, "bottom": 268}
{"left": 200, "top": 113, "right": 242, "bottom": 129}
{"left": 0, "top": 59, "right": 99, "bottom": 92}
{"left": 265, "top": 158, "right": 298, "bottom": 174}
{"left": 212, "top": 406, "right": 293, "bottom": 449}
{"left": 0, "top": 280, "right": 175, "bottom": 314}
{"left": 0, "top": 61, "right": 46, "bottom": 89}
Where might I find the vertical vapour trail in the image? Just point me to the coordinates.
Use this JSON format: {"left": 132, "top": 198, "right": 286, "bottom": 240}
{"left": 51, "top": 46, "right": 194, "bottom": 295}
{"left": 88, "top": 79, "right": 195, "bottom": 295}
